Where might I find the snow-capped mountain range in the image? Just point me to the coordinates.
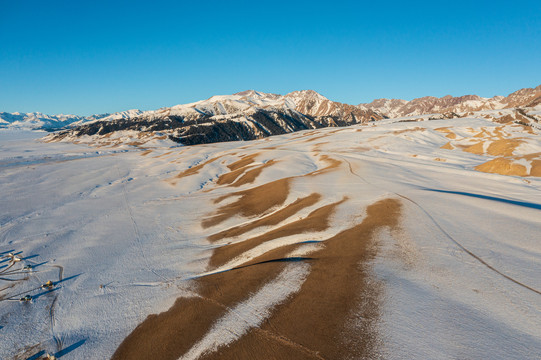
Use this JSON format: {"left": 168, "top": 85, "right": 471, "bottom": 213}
{"left": 3, "top": 85, "right": 540, "bottom": 146}
{"left": 44, "top": 90, "right": 383, "bottom": 146}
{"left": 0, "top": 109, "right": 143, "bottom": 131}
{"left": 360, "top": 84, "right": 541, "bottom": 118}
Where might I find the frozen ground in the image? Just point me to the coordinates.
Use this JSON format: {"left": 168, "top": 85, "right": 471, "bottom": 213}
{"left": 0, "top": 117, "right": 540, "bottom": 359}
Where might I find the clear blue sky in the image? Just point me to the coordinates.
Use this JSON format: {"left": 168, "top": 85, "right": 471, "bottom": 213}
{"left": 1, "top": 0, "right": 540, "bottom": 115}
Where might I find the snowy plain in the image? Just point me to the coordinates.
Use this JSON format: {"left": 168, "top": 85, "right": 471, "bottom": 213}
{"left": 1, "top": 116, "right": 540, "bottom": 359}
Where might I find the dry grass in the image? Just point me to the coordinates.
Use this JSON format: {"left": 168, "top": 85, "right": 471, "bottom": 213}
{"left": 462, "top": 141, "right": 485, "bottom": 155}
{"left": 303, "top": 134, "right": 331, "bottom": 143}
{"left": 167, "top": 156, "right": 221, "bottom": 186}
{"left": 229, "top": 160, "right": 278, "bottom": 187}
{"left": 153, "top": 151, "right": 173, "bottom": 158}
{"left": 227, "top": 153, "right": 259, "bottom": 171}
{"left": 475, "top": 157, "right": 528, "bottom": 177}
{"left": 440, "top": 142, "right": 454, "bottom": 150}
{"left": 486, "top": 139, "right": 523, "bottom": 157}
{"left": 216, "top": 166, "right": 254, "bottom": 186}
{"left": 392, "top": 127, "right": 425, "bottom": 135}
{"left": 208, "top": 193, "right": 322, "bottom": 242}
{"left": 305, "top": 155, "right": 342, "bottom": 177}
{"left": 530, "top": 160, "right": 541, "bottom": 177}
{"left": 112, "top": 198, "right": 402, "bottom": 360}
{"left": 208, "top": 198, "right": 347, "bottom": 269}
{"left": 202, "top": 178, "right": 291, "bottom": 228}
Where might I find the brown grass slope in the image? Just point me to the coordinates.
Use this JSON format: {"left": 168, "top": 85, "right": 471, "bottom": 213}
{"left": 112, "top": 198, "right": 401, "bottom": 360}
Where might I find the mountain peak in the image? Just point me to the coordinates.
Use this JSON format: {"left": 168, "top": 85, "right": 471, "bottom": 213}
{"left": 234, "top": 90, "right": 281, "bottom": 100}
{"left": 285, "top": 90, "right": 329, "bottom": 102}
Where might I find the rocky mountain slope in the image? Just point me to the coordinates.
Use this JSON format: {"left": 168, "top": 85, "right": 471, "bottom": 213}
{"left": 45, "top": 90, "right": 383, "bottom": 146}
{"left": 360, "top": 84, "right": 541, "bottom": 118}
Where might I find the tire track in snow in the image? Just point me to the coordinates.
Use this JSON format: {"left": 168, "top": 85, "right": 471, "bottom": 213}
{"left": 49, "top": 265, "right": 64, "bottom": 351}
{"left": 52, "top": 265, "right": 63, "bottom": 282}
{"left": 339, "top": 154, "right": 541, "bottom": 296}
{"left": 50, "top": 294, "right": 62, "bottom": 351}
{"left": 114, "top": 160, "right": 169, "bottom": 284}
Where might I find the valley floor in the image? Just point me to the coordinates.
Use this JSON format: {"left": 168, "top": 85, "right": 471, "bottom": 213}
{"left": 1, "top": 118, "right": 540, "bottom": 359}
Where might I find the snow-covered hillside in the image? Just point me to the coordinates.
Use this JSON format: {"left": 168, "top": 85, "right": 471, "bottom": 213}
{"left": 1, "top": 113, "right": 540, "bottom": 359}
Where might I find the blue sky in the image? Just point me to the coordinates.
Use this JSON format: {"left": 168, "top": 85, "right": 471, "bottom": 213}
{"left": 1, "top": 0, "right": 540, "bottom": 115}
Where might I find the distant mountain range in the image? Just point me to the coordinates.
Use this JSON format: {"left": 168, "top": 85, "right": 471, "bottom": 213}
{"left": 2, "top": 84, "right": 539, "bottom": 146}
{"left": 360, "top": 84, "right": 541, "bottom": 118}
{"left": 0, "top": 109, "right": 143, "bottom": 131}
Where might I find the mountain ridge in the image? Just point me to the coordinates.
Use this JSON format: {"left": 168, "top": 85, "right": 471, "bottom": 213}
{"left": 3, "top": 85, "right": 539, "bottom": 132}
{"left": 44, "top": 90, "right": 383, "bottom": 146}
{"left": 360, "top": 84, "right": 541, "bottom": 118}
{"left": 4, "top": 85, "right": 540, "bottom": 147}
